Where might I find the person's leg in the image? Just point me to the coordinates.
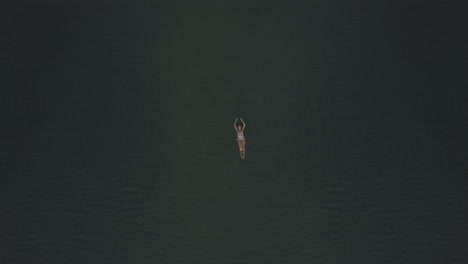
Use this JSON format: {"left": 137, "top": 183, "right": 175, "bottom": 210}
{"left": 237, "top": 140, "right": 243, "bottom": 158}
{"left": 241, "top": 141, "right": 246, "bottom": 159}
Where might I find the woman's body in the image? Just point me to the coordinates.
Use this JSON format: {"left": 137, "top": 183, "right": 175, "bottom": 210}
{"left": 234, "top": 118, "right": 246, "bottom": 159}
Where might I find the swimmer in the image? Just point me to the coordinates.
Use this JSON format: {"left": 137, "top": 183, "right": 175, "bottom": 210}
{"left": 234, "top": 117, "right": 246, "bottom": 159}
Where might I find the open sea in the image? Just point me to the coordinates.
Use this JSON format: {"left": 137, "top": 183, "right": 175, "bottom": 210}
{"left": 1, "top": 2, "right": 466, "bottom": 263}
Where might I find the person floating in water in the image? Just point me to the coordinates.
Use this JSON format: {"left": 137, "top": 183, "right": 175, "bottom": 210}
{"left": 234, "top": 117, "right": 246, "bottom": 159}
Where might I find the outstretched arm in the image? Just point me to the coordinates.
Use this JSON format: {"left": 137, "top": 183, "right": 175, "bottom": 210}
{"left": 234, "top": 118, "right": 238, "bottom": 130}
{"left": 240, "top": 118, "right": 246, "bottom": 130}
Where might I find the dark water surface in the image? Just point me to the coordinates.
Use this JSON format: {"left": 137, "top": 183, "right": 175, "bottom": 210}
{"left": 1, "top": 2, "right": 466, "bottom": 263}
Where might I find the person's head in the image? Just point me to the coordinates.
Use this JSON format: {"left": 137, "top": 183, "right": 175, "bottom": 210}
{"left": 237, "top": 125, "right": 242, "bottom": 130}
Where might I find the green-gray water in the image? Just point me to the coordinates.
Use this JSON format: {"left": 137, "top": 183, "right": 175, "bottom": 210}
{"left": 2, "top": 2, "right": 466, "bottom": 263}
